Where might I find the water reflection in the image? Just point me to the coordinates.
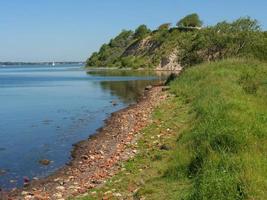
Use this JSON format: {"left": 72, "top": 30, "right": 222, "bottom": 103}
{"left": 89, "top": 70, "right": 170, "bottom": 103}
{"left": 99, "top": 80, "right": 157, "bottom": 103}
{"left": 87, "top": 69, "right": 171, "bottom": 78}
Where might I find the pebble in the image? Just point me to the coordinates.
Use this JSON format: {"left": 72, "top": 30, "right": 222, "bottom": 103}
{"left": 145, "top": 85, "right": 152, "bottom": 90}
{"left": 56, "top": 186, "right": 65, "bottom": 191}
{"left": 53, "top": 193, "right": 63, "bottom": 198}
{"left": 113, "top": 192, "right": 122, "bottom": 197}
{"left": 21, "top": 191, "right": 29, "bottom": 196}
{"left": 24, "top": 195, "right": 34, "bottom": 200}
{"left": 39, "top": 159, "right": 51, "bottom": 165}
{"left": 0, "top": 169, "right": 6, "bottom": 176}
{"left": 104, "top": 190, "right": 112, "bottom": 195}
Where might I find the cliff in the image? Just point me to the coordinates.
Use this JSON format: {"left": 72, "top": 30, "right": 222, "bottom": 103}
{"left": 86, "top": 15, "right": 266, "bottom": 70}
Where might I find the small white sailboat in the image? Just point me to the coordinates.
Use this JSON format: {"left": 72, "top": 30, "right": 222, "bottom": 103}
{"left": 52, "top": 62, "right": 55, "bottom": 66}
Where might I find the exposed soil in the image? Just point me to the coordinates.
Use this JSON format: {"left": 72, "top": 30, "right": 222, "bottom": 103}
{"left": 2, "top": 86, "right": 167, "bottom": 200}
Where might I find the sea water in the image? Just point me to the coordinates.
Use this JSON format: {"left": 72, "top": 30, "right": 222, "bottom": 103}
{"left": 0, "top": 64, "right": 162, "bottom": 189}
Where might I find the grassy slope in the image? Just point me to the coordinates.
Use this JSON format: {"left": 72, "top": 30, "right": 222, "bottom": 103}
{"left": 76, "top": 59, "right": 267, "bottom": 200}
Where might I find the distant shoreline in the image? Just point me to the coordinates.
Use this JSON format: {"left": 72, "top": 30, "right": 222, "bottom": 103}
{"left": 0, "top": 62, "right": 85, "bottom": 66}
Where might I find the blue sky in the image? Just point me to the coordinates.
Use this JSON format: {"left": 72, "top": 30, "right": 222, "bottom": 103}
{"left": 0, "top": 0, "right": 266, "bottom": 62}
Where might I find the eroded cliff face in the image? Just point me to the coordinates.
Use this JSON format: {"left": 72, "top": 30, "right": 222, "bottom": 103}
{"left": 156, "top": 50, "right": 183, "bottom": 71}
{"left": 86, "top": 30, "right": 186, "bottom": 71}
{"left": 123, "top": 37, "right": 183, "bottom": 71}
{"left": 123, "top": 37, "right": 160, "bottom": 57}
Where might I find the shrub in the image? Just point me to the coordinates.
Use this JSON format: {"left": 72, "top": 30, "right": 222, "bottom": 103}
{"left": 134, "top": 24, "right": 151, "bottom": 40}
{"left": 177, "top": 13, "right": 203, "bottom": 28}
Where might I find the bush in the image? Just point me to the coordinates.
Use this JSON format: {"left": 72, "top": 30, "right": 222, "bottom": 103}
{"left": 134, "top": 24, "right": 151, "bottom": 40}
{"left": 177, "top": 13, "right": 203, "bottom": 28}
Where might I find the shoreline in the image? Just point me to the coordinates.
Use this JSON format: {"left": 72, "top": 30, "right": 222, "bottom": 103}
{"left": 85, "top": 67, "right": 182, "bottom": 72}
{"left": 4, "top": 85, "right": 167, "bottom": 200}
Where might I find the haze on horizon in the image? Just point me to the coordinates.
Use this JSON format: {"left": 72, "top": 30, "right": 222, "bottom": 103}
{"left": 0, "top": 0, "right": 266, "bottom": 62}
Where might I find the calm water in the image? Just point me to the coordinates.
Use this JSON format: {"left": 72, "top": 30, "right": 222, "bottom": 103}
{"left": 0, "top": 64, "right": 163, "bottom": 189}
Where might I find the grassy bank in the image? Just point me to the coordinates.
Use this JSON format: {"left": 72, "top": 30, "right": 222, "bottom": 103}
{"left": 76, "top": 59, "right": 267, "bottom": 200}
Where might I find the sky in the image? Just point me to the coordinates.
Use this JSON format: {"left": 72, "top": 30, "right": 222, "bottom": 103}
{"left": 0, "top": 0, "right": 266, "bottom": 62}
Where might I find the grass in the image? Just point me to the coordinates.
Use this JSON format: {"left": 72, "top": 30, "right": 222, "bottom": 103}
{"left": 75, "top": 58, "right": 267, "bottom": 200}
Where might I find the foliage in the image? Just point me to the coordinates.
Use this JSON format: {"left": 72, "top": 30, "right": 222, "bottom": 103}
{"left": 86, "top": 15, "right": 267, "bottom": 69}
{"left": 158, "top": 23, "right": 171, "bottom": 31}
{"left": 86, "top": 30, "right": 134, "bottom": 67}
{"left": 177, "top": 13, "right": 203, "bottom": 28}
{"left": 120, "top": 56, "right": 151, "bottom": 69}
{"left": 134, "top": 24, "right": 151, "bottom": 40}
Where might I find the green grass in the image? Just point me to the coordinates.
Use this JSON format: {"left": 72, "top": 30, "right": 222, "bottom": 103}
{"left": 75, "top": 59, "right": 267, "bottom": 200}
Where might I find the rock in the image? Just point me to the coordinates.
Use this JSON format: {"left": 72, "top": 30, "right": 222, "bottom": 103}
{"left": 24, "top": 195, "right": 34, "bottom": 200}
{"left": 0, "top": 169, "right": 6, "bottom": 176}
{"left": 145, "top": 85, "right": 152, "bottom": 90}
{"left": 23, "top": 176, "right": 30, "bottom": 186}
{"left": 56, "top": 186, "right": 65, "bottom": 191}
{"left": 81, "top": 155, "right": 89, "bottom": 160}
{"left": 39, "top": 159, "right": 51, "bottom": 166}
{"left": 21, "top": 191, "right": 29, "bottom": 196}
{"left": 111, "top": 100, "right": 118, "bottom": 106}
{"left": 104, "top": 190, "right": 112, "bottom": 195}
{"left": 113, "top": 192, "right": 122, "bottom": 197}
{"left": 53, "top": 193, "right": 63, "bottom": 198}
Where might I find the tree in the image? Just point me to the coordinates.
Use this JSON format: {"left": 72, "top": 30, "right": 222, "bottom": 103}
{"left": 177, "top": 13, "right": 203, "bottom": 28}
{"left": 231, "top": 17, "right": 260, "bottom": 32}
{"left": 158, "top": 23, "right": 171, "bottom": 31}
{"left": 109, "top": 30, "right": 133, "bottom": 48}
{"left": 134, "top": 25, "right": 151, "bottom": 39}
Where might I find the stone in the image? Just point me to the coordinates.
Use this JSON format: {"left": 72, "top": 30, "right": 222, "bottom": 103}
{"left": 111, "top": 100, "right": 118, "bottom": 106}
{"left": 24, "top": 195, "right": 34, "bottom": 200}
{"left": 39, "top": 159, "right": 51, "bottom": 166}
{"left": 56, "top": 186, "right": 65, "bottom": 191}
{"left": 145, "top": 85, "right": 152, "bottom": 90}
{"left": 0, "top": 169, "right": 6, "bottom": 176}
{"left": 81, "top": 155, "right": 89, "bottom": 160}
{"left": 53, "top": 193, "right": 63, "bottom": 198}
{"left": 21, "top": 191, "right": 29, "bottom": 196}
{"left": 113, "top": 192, "right": 122, "bottom": 197}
